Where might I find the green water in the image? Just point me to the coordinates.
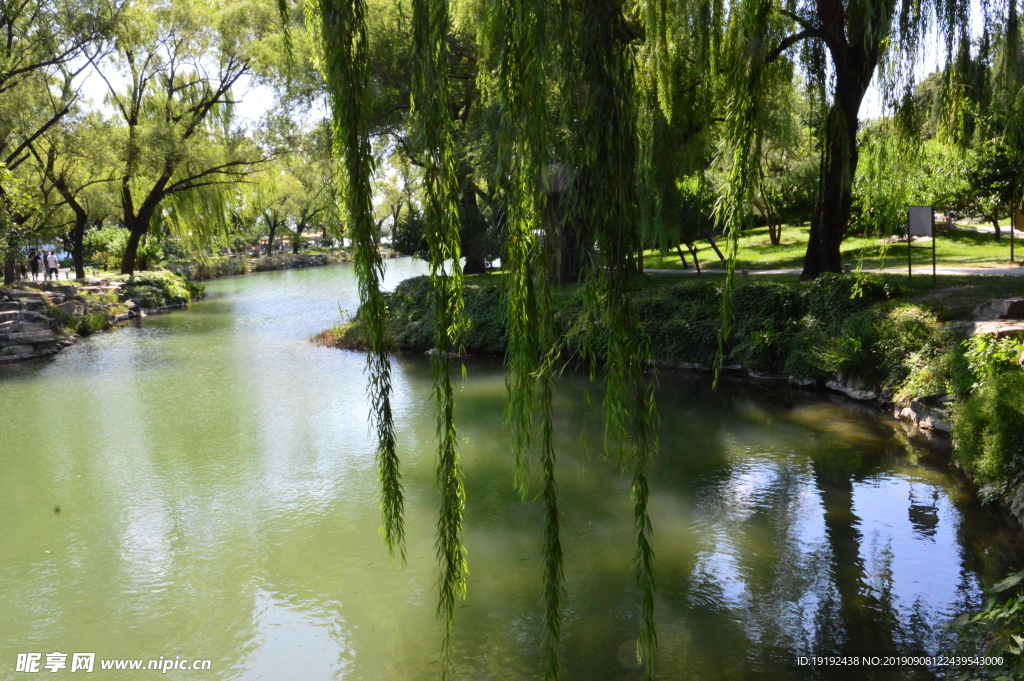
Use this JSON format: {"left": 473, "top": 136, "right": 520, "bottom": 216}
{"left": 1, "top": 259, "right": 1020, "bottom": 680}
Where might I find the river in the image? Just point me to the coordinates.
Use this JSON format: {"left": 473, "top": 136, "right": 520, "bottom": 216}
{"left": 1, "top": 258, "right": 1020, "bottom": 680}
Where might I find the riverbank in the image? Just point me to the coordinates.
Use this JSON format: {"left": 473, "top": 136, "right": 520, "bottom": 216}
{"left": 318, "top": 272, "right": 1024, "bottom": 523}
{"left": 0, "top": 271, "right": 202, "bottom": 363}
{"left": 164, "top": 252, "right": 347, "bottom": 280}
{"left": 164, "top": 249, "right": 400, "bottom": 280}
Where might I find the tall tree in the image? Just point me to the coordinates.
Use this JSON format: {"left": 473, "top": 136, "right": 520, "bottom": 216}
{"left": 718, "top": 0, "right": 983, "bottom": 278}
{"left": 29, "top": 113, "right": 118, "bottom": 279}
{"left": 96, "top": 0, "right": 268, "bottom": 274}
{"left": 0, "top": 0, "right": 118, "bottom": 283}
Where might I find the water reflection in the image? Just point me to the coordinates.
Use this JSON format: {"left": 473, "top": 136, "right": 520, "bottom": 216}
{"left": 0, "top": 260, "right": 1020, "bottom": 681}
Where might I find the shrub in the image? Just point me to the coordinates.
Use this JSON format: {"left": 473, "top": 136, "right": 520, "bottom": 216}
{"left": 952, "top": 570, "right": 1024, "bottom": 679}
{"left": 952, "top": 335, "right": 1024, "bottom": 498}
{"left": 393, "top": 211, "right": 426, "bottom": 257}
{"left": 84, "top": 228, "right": 164, "bottom": 271}
{"left": 805, "top": 273, "right": 899, "bottom": 331}
{"left": 78, "top": 310, "right": 111, "bottom": 335}
{"left": 115, "top": 271, "right": 198, "bottom": 308}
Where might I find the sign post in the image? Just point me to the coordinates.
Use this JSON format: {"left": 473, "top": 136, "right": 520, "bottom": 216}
{"left": 907, "top": 206, "right": 936, "bottom": 284}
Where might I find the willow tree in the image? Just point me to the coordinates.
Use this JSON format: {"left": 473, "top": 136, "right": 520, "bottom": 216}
{"left": 702, "top": 0, "right": 989, "bottom": 278}
{"left": 305, "top": 0, "right": 658, "bottom": 677}
{"left": 0, "top": 0, "right": 118, "bottom": 283}
{"left": 98, "top": 0, "right": 269, "bottom": 274}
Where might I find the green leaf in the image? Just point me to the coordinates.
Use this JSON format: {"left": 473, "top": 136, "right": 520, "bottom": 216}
{"left": 993, "top": 570, "right": 1024, "bottom": 593}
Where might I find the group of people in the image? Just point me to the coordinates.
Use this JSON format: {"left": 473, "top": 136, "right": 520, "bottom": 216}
{"left": 19, "top": 250, "right": 62, "bottom": 281}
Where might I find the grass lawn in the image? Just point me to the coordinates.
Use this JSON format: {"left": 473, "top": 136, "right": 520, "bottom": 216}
{"left": 643, "top": 224, "right": 1024, "bottom": 272}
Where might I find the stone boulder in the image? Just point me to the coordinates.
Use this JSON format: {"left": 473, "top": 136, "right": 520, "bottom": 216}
{"left": 974, "top": 297, "right": 1024, "bottom": 321}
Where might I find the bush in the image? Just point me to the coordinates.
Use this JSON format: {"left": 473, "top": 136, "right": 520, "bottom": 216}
{"left": 78, "top": 310, "right": 112, "bottom": 335}
{"left": 952, "top": 570, "right": 1024, "bottom": 679}
{"left": 393, "top": 211, "right": 426, "bottom": 257}
{"left": 83, "top": 227, "right": 164, "bottom": 271}
{"left": 113, "top": 271, "right": 201, "bottom": 308}
{"left": 805, "top": 273, "right": 899, "bottom": 331}
{"left": 336, "top": 274, "right": 912, "bottom": 383}
{"left": 952, "top": 335, "right": 1024, "bottom": 499}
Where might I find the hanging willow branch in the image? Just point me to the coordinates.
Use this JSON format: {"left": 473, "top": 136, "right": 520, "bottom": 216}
{"left": 410, "top": 0, "right": 468, "bottom": 673}
{"left": 578, "top": 1, "right": 658, "bottom": 676}
{"left": 713, "top": 0, "right": 773, "bottom": 387}
{"left": 490, "top": 0, "right": 567, "bottom": 677}
{"left": 306, "top": 0, "right": 405, "bottom": 560}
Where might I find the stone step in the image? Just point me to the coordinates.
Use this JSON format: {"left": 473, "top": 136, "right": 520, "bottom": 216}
{"left": 1, "top": 344, "right": 35, "bottom": 356}
{"left": 5, "top": 330, "right": 55, "bottom": 344}
{"left": 8, "top": 290, "right": 45, "bottom": 299}
{"left": 0, "top": 301, "right": 21, "bottom": 312}
{"left": 0, "top": 311, "right": 20, "bottom": 323}
{"left": 12, "top": 322, "right": 49, "bottom": 333}
{"left": 963, "top": 320, "right": 1024, "bottom": 339}
{"left": 974, "top": 297, "right": 1024, "bottom": 321}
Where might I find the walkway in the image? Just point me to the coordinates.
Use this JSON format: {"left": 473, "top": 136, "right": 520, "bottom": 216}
{"left": 647, "top": 266, "right": 1024, "bottom": 276}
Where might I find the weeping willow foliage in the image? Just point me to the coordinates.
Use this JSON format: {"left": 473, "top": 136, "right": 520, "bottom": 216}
{"left": 305, "top": 0, "right": 406, "bottom": 566}
{"left": 573, "top": 2, "right": 659, "bottom": 674}
{"left": 636, "top": 0, "right": 723, "bottom": 256}
{"left": 710, "top": 0, "right": 780, "bottom": 384}
{"left": 408, "top": 0, "right": 469, "bottom": 673}
{"left": 485, "top": 0, "right": 566, "bottom": 677}
{"left": 303, "top": 0, "right": 1020, "bottom": 676}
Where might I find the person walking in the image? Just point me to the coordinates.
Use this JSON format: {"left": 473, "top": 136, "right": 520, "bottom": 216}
{"left": 28, "top": 250, "right": 39, "bottom": 281}
{"left": 45, "top": 251, "right": 59, "bottom": 280}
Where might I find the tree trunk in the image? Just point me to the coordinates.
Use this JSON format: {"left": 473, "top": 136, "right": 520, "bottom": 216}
{"left": 992, "top": 217, "right": 1002, "bottom": 241}
{"left": 70, "top": 214, "right": 88, "bottom": 280}
{"left": 120, "top": 218, "right": 148, "bottom": 275}
{"left": 768, "top": 218, "right": 781, "bottom": 246}
{"left": 266, "top": 222, "right": 277, "bottom": 256}
{"left": 704, "top": 231, "right": 727, "bottom": 265}
{"left": 800, "top": 58, "right": 871, "bottom": 279}
{"left": 459, "top": 181, "right": 488, "bottom": 275}
{"left": 675, "top": 245, "right": 689, "bottom": 269}
{"left": 3, "top": 253, "right": 15, "bottom": 286}
{"left": 685, "top": 241, "right": 701, "bottom": 274}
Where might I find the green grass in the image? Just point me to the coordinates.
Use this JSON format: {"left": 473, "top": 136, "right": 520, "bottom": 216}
{"left": 644, "top": 225, "right": 1024, "bottom": 272}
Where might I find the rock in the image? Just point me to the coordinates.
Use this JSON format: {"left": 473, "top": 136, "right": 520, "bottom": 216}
{"left": 1009, "top": 487, "right": 1024, "bottom": 526}
{"left": 973, "top": 297, "right": 1024, "bottom": 321}
{"left": 56, "top": 301, "right": 85, "bottom": 316}
{"left": 825, "top": 376, "right": 877, "bottom": 401}
{"left": 908, "top": 396, "right": 952, "bottom": 433}
{"left": 14, "top": 322, "right": 49, "bottom": 333}
{"left": 2, "top": 344, "right": 35, "bottom": 355}
{"left": 748, "top": 371, "right": 788, "bottom": 383}
{"left": 968, "top": 320, "right": 1024, "bottom": 339}
{"left": 0, "top": 310, "right": 19, "bottom": 323}
{"left": 8, "top": 289, "right": 44, "bottom": 299}
{"left": 0, "top": 301, "right": 21, "bottom": 312}
{"left": 6, "top": 330, "right": 55, "bottom": 344}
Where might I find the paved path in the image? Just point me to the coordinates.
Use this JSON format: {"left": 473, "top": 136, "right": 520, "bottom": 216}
{"left": 647, "top": 266, "right": 1024, "bottom": 277}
